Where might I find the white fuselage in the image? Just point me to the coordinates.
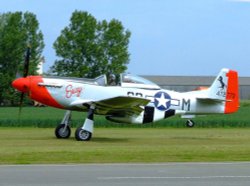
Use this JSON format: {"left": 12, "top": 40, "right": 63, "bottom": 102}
{"left": 39, "top": 77, "right": 225, "bottom": 124}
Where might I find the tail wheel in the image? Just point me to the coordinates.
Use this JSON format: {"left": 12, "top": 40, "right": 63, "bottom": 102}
{"left": 186, "top": 120, "right": 195, "bottom": 128}
{"left": 75, "top": 127, "right": 92, "bottom": 141}
{"left": 55, "top": 124, "right": 71, "bottom": 139}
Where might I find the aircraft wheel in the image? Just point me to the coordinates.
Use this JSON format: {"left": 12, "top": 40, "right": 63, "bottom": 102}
{"left": 75, "top": 127, "right": 92, "bottom": 141}
{"left": 55, "top": 124, "right": 71, "bottom": 139}
{"left": 186, "top": 120, "right": 195, "bottom": 127}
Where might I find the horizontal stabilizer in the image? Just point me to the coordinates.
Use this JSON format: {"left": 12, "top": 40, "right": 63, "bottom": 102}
{"left": 196, "top": 97, "right": 232, "bottom": 103}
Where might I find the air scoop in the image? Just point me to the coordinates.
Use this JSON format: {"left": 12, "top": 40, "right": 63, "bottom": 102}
{"left": 12, "top": 77, "right": 30, "bottom": 93}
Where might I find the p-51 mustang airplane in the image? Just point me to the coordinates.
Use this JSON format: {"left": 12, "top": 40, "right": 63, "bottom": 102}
{"left": 12, "top": 50, "right": 239, "bottom": 141}
{"left": 12, "top": 68, "right": 239, "bottom": 141}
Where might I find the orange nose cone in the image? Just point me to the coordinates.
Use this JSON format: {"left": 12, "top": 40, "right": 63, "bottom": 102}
{"left": 12, "top": 78, "right": 30, "bottom": 93}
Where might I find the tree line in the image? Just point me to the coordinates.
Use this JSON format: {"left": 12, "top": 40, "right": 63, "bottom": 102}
{"left": 0, "top": 10, "right": 131, "bottom": 106}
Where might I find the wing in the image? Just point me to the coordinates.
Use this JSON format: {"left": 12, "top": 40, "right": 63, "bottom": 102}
{"left": 70, "top": 96, "right": 150, "bottom": 116}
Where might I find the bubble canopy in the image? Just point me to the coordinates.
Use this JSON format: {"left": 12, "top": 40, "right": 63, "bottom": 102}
{"left": 120, "top": 74, "right": 160, "bottom": 90}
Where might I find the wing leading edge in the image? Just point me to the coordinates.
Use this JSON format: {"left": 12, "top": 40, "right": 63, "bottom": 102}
{"left": 70, "top": 96, "right": 150, "bottom": 116}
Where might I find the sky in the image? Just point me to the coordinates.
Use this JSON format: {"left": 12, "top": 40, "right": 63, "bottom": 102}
{"left": 0, "top": 0, "right": 250, "bottom": 77}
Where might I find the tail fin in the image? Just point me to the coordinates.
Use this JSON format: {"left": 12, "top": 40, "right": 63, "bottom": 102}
{"left": 209, "top": 68, "right": 239, "bottom": 113}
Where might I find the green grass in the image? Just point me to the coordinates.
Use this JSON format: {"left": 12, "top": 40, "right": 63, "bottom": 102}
{"left": 0, "top": 100, "right": 250, "bottom": 128}
{"left": 0, "top": 102, "right": 249, "bottom": 164}
{"left": 0, "top": 128, "right": 250, "bottom": 164}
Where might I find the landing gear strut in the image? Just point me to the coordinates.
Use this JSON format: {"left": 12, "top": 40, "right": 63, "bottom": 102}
{"left": 186, "top": 119, "right": 195, "bottom": 128}
{"left": 75, "top": 104, "right": 95, "bottom": 141}
{"left": 55, "top": 110, "right": 72, "bottom": 139}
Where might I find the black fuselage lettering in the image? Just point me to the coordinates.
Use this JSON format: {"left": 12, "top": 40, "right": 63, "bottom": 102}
{"left": 127, "top": 91, "right": 143, "bottom": 98}
{"left": 182, "top": 98, "right": 191, "bottom": 111}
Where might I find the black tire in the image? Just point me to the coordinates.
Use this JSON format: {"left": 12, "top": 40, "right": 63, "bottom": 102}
{"left": 55, "top": 124, "right": 71, "bottom": 139}
{"left": 75, "top": 127, "right": 92, "bottom": 141}
{"left": 186, "top": 120, "right": 195, "bottom": 128}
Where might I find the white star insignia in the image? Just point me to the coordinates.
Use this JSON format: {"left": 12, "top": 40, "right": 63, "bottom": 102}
{"left": 156, "top": 93, "right": 170, "bottom": 108}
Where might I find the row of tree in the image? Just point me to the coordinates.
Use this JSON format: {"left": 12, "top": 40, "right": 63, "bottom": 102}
{"left": 0, "top": 11, "right": 131, "bottom": 106}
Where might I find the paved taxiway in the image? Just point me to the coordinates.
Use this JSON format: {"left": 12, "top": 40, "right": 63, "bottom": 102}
{"left": 0, "top": 162, "right": 250, "bottom": 186}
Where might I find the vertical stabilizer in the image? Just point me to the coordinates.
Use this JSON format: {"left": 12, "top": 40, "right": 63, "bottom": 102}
{"left": 208, "top": 68, "right": 239, "bottom": 113}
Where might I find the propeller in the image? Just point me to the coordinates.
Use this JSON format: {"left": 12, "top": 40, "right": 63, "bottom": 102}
{"left": 23, "top": 47, "right": 31, "bottom": 78}
{"left": 18, "top": 47, "right": 31, "bottom": 116}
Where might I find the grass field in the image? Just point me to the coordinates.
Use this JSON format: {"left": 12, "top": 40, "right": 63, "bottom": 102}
{"left": 0, "top": 128, "right": 250, "bottom": 164}
{"left": 0, "top": 102, "right": 249, "bottom": 164}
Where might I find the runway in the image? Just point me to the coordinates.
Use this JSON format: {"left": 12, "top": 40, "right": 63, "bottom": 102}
{"left": 0, "top": 162, "right": 250, "bottom": 186}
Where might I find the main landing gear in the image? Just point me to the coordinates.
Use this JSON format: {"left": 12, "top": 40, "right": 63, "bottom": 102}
{"left": 55, "top": 105, "right": 95, "bottom": 141}
{"left": 75, "top": 105, "right": 95, "bottom": 141}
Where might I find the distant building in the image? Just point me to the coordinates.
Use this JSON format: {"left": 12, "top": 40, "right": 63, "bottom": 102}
{"left": 142, "top": 75, "right": 250, "bottom": 100}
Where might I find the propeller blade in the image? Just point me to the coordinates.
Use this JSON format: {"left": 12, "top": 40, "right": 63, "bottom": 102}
{"left": 18, "top": 47, "right": 31, "bottom": 118}
{"left": 18, "top": 92, "right": 25, "bottom": 118}
{"left": 23, "top": 47, "right": 31, "bottom": 78}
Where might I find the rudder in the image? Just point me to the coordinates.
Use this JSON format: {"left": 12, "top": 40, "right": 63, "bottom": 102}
{"left": 224, "top": 70, "right": 239, "bottom": 114}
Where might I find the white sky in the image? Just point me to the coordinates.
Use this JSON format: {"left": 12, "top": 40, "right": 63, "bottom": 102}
{"left": 0, "top": 0, "right": 250, "bottom": 76}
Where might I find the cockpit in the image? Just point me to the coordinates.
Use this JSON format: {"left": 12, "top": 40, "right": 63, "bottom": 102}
{"left": 47, "top": 73, "right": 160, "bottom": 90}
{"left": 95, "top": 73, "right": 160, "bottom": 90}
